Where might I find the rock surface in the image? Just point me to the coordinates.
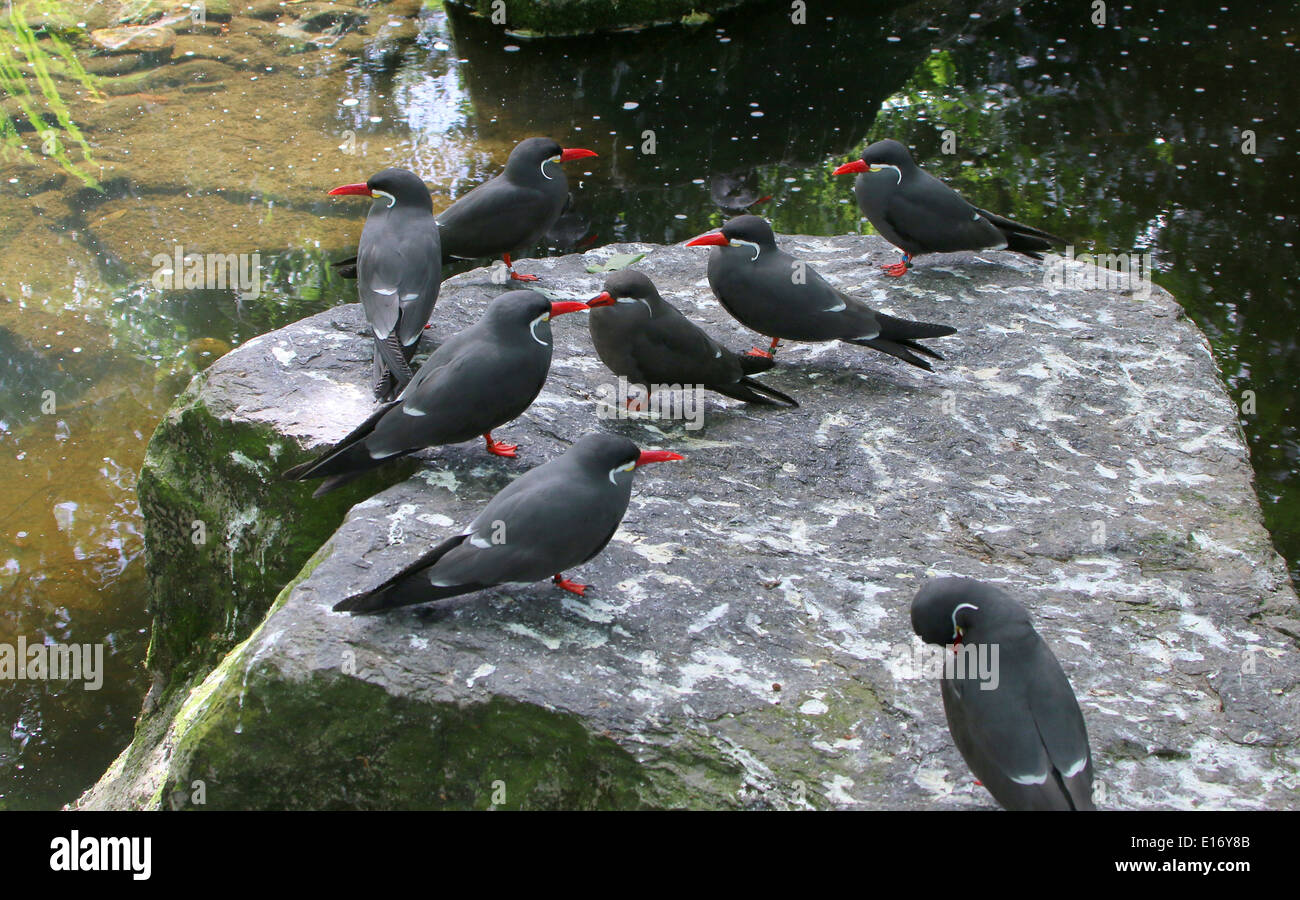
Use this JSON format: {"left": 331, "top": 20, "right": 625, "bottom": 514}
{"left": 80, "top": 236, "right": 1300, "bottom": 809}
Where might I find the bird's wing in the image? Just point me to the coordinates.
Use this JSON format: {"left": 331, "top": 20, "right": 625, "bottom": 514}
{"left": 356, "top": 219, "right": 440, "bottom": 344}
{"left": 369, "top": 341, "right": 545, "bottom": 454}
{"left": 635, "top": 306, "right": 744, "bottom": 387}
{"left": 883, "top": 174, "right": 1007, "bottom": 254}
{"left": 1025, "top": 640, "right": 1095, "bottom": 808}
{"left": 430, "top": 471, "right": 624, "bottom": 587}
{"left": 800, "top": 265, "right": 883, "bottom": 341}
{"left": 945, "top": 661, "right": 1075, "bottom": 810}
{"left": 436, "top": 178, "right": 556, "bottom": 257}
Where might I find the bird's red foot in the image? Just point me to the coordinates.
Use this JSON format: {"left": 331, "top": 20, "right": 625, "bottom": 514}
{"left": 881, "top": 260, "right": 911, "bottom": 277}
{"left": 509, "top": 271, "right": 540, "bottom": 282}
{"left": 974, "top": 779, "right": 983, "bottom": 786}
{"left": 483, "top": 434, "right": 519, "bottom": 458}
{"left": 553, "top": 574, "right": 588, "bottom": 596}
{"left": 745, "top": 347, "right": 774, "bottom": 359}
{"left": 625, "top": 395, "right": 646, "bottom": 412}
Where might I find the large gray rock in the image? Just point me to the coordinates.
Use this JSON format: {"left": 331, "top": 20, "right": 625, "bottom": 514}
{"left": 80, "top": 237, "right": 1300, "bottom": 809}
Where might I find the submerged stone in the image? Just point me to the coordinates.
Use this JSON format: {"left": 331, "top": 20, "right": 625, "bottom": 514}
{"left": 90, "top": 24, "right": 177, "bottom": 53}
{"left": 79, "top": 237, "right": 1300, "bottom": 809}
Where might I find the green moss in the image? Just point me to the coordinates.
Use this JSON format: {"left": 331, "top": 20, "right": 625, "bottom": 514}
{"left": 164, "top": 670, "right": 655, "bottom": 810}
{"left": 137, "top": 376, "right": 414, "bottom": 687}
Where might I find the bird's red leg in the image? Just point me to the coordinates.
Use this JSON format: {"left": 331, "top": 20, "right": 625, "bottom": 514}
{"left": 553, "top": 573, "right": 588, "bottom": 596}
{"left": 483, "top": 432, "right": 519, "bottom": 458}
{"left": 624, "top": 385, "right": 651, "bottom": 412}
{"left": 881, "top": 254, "right": 913, "bottom": 277}
{"left": 504, "top": 252, "right": 540, "bottom": 282}
{"left": 746, "top": 336, "right": 780, "bottom": 359}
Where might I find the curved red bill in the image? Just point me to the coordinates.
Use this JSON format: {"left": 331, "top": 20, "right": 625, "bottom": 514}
{"left": 684, "top": 231, "right": 728, "bottom": 248}
{"left": 587, "top": 291, "right": 616, "bottom": 308}
{"left": 832, "top": 160, "right": 869, "bottom": 176}
{"left": 560, "top": 148, "right": 598, "bottom": 162}
{"left": 549, "top": 300, "right": 590, "bottom": 316}
{"left": 328, "top": 183, "right": 373, "bottom": 196}
{"left": 635, "top": 450, "right": 685, "bottom": 467}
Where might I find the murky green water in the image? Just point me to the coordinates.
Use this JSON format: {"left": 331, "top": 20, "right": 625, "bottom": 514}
{"left": 0, "top": 0, "right": 1294, "bottom": 807}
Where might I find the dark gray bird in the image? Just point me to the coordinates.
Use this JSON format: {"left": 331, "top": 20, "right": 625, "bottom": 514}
{"left": 685, "top": 215, "right": 956, "bottom": 370}
{"left": 282, "top": 291, "right": 604, "bottom": 497}
{"left": 588, "top": 270, "right": 797, "bottom": 409}
{"left": 332, "top": 432, "right": 683, "bottom": 613}
{"left": 328, "top": 168, "right": 442, "bottom": 400}
{"left": 437, "top": 137, "right": 598, "bottom": 282}
{"left": 833, "top": 139, "right": 1065, "bottom": 276}
{"left": 911, "top": 576, "right": 1096, "bottom": 811}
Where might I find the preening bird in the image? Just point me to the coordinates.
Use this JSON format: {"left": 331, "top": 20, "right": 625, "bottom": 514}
{"left": 911, "top": 576, "right": 1096, "bottom": 811}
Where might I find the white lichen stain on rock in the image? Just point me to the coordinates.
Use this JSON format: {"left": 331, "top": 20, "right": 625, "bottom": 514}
{"left": 416, "top": 469, "right": 459, "bottom": 494}
{"left": 687, "top": 603, "right": 729, "bottom": 634}
{"left": 466, "top": 664, "right": 495, "bottom": 687}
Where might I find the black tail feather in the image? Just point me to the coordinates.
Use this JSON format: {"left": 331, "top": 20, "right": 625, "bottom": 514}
{"left": 332, "top": 577, "right": 480, "bottom": 613}
{"left": 738, "top": 353, "right": 776, "bottom": 376}
{"left": 710, "top": 376, "right": 799, "bottom": 407}
{"left": 332, "top": 535, "right": 475, "bottom": 613}
{"left": 875, "top": 312, "right": 957, "bottom": 342}
{"left": 373, "top": 334, "right": 415, "bottom": 401}
{"left": 849, "top": 338, "right": 938, "bottom": 371}
{"left": 976, "top": 208, "right": 1065, "bottom": 260}
{"left": 846, "top": 312, "right": 956, "bottom": 371}
{"left": 311, "top": 469, "right": 369, "bottom": 498}
{"left": 281, "top": 399, "right": 400, "bottom": 486}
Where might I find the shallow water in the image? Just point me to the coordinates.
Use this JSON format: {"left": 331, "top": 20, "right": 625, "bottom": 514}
{"left": 0, "top": 0, "right": 1294, "bottom": 807}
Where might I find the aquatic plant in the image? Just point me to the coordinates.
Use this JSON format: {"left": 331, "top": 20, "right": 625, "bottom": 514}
{"left": 0, "top": 0, "right": 101, "bottom": 188}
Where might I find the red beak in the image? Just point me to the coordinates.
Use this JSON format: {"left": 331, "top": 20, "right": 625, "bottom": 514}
{"left": 685, "top": 231, "right": 728, "bottom": 248}
{"left": 635, "top": 449, "right": 684, "bottom": 467}
{"left": 328, "top": 182, "right": 374, "bottom": 196}
{"left": 587, "top": 291, "right": 615, "bottom": 308}
{"left": 548, "top": 300, "right": 590, "bottom": 317}
{"left": 832, "top": 160, "right": 869, "bottom": 176}
{"left": 560, "top": 148, "right": 598, "bottom": 162}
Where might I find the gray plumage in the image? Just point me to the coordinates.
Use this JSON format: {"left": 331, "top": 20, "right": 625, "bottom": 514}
{"left": 282, "top": 291, "right": 571, "bottom": 496}
{"left": 345, "top": 168, "right": 442, "bottom": 400}
{"left": 589, "top": 269, "right": 797, "bottom": 407}
{"left": 846, "top": 139, "right": 1064, "bottom": 264}
{"left": 911, "top": 576, "right": 1096, "bottom": 811}
{"left": 696, "top": 215, "right": 956, "bottom": 370}
{"left": 437, "top": 137, "right": 576, "bottom": 262}
{"left": 332, "top": 433, "right": 678, "bottom": 613}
